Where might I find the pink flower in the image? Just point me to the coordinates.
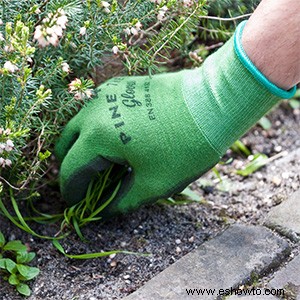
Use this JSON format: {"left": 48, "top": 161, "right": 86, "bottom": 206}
{"left": 33, "top": 9, "right": 68, "bottom": 47}
{"left": 3, "top": 61, "right": 18, "bottom": 73}
{"left": 112, "top": 46, "right": 119, "bottom": 54}
{"left": 68, "top": 78, "right": 93, "bottom": 100}
{"left": 5, "top": 139, "right": 14, "bottom": 152}
{"left": 79, "top": 27, "right": 86, "bottom": 36}
{"left": 62, "top": 62, "right": 70, "bottom": 73}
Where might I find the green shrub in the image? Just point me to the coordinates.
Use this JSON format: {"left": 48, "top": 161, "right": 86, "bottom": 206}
{"left": 0, "top": 0, "right": 208, "bottom": 200}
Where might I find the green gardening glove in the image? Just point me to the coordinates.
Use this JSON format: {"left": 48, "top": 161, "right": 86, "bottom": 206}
{"left": 55, "top": 21, "right": 296, "bottom": 216}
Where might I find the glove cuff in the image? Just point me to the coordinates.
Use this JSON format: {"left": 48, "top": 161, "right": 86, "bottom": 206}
{"left": 234, "top": 20, "right": 296, "bottom": 99}
{"left": 182, "top": 20, "right": 295, "bottom": 157}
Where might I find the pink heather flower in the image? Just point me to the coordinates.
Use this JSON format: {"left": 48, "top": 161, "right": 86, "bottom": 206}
{"left": 34, "top": 25, "right": 49, "bottom": 47}
{"left": 68, "top": 78, "right": 93, "bottom": 100}
{"left": 130, "top": 27, "right": 138, "bottom": 36}
{"left": 124, "top": 27, "right": 131, "bottom": 35}
{"left": 135, "top": 21, "right": 142, "bottom": 31}
{"left": 4, "top": 45, "right": 14, "bottom": 52}
{"left": 101, "top": 1, "right": 110, "bottom": 13}
{"left": 183, "top": 0, "right": 194, "bottom": 6}
{"left": 0, "top": 144, "right": 5, "bottom": 154}
{"left": 56, "top": 10, "right": 68, "bottom": 29}
{"left": 51, "top": 25, "right": 63, "bottom": 37}
{"left": 79, "top": 27, "right": 86, "bottom": 36}
{"left": 112, "top": 46, "right": 119, "bottom": 54}
{"left": 4, "top": 128, "right": 11, "bottom": 135}
{"left": 101, "top": 1, "right": 110, "bottom": 8}
{"left": 3, "top": 61, "right": 18, "bottom": 73}
{"left": 5, "top": 139, "right": 14, "bottom": 152}
{"left": 5, "top": 159, "right": 12, "bottom": 167}
{"left": 73, "top": 90, "right": 93, "bottom": 100}
{"left": 33, "top": 9, "right": 68, "bottom": 47}
{"left": 157, "top": 6, "right": 168, "bottom": 21}
{"left": 68, "top": 78, "right": 82, "bottom": 92}
{"left": 62, "top": 62, "right": 70, "bottom": 73}
{"left": 0, "top": 157, "right": 12, "bottom": 168}
{"left": 0, "top": 32, "right": 4, "bottom": 41}
{"left": 84, "top": 89, "right": 93, "bottom": 99}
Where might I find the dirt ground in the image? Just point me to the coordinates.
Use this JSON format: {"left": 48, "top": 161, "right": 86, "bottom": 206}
{"left": 0, "top": 101, "right": 299, "bottom": 300}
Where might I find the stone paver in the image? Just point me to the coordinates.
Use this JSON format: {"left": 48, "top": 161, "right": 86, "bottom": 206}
{"left": 268, "top": 254, "right": 300, "bottom": 300}
{"left": 264, "top": 189, "right": 300, "bottom": 242}
{"left": 122, "top": 224, "right": 290, "bottom": 300}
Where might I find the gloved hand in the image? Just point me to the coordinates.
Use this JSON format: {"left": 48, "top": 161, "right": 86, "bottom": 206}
{"left": 55, "top": 21, "right": 295, "bottom": 215}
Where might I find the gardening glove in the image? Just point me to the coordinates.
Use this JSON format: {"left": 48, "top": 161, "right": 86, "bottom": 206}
{"left": 55, "top": 21, "right": 296, "bottom": 216}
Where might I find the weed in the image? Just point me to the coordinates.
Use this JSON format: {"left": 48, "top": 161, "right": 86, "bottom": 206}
{"left": 0, "top": 231, "right": 39, "bottom": 296}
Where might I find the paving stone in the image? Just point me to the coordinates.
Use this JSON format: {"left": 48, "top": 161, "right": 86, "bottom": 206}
{"left": 268, "top": 254, "right": 300, "bottom": 300}
{"left": 264, "top": 189, "right": 300, "bottom": 242}
{"left": 122, "top": 224, "right": 290, "bottom": 300}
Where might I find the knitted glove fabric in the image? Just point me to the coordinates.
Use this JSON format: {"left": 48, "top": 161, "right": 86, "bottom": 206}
{"left": 55, "top": 21, "right": 296, "bottom": 215}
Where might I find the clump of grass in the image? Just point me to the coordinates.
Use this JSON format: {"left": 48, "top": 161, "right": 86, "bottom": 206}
{"left": 0, "top": 165, "right": 138, "bottom": 260}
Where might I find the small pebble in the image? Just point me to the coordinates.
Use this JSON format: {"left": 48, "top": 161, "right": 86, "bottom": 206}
{"left": 272, "top": 176, "right": 282, "bottom": 186}
{"left": 110, "top": 261, "right": 117, "bottom": 267}
{"left": 274, "top": 145, "right": 282, "bottom": 152}
{"left": 109, "top": 253, "right": 116, "bottom": 259}
{"left": 120, "top": 241, "right": 127, "bottom": 247}
{"left": 123, "top": 274, "right": 130, "bottom": 279}
{"left": 256, "top": 172, "right": 263, "bottom": 179}
{"left": 176, "top": 246, "right": 182, "bottom": 253}
{"left": 293, "top": 108, "right": 300, "bottom": 115}
{"left": 175, "top": 239, "right": 181, "bottom": 245}
{"left": 188, "top": 236, "right": 195, "bottom": 243}
{"left": 275, "top": 120, "right": 281, "bottom": 126}
{"left": 282, "top": 172, "right": 290, "bottom": 179}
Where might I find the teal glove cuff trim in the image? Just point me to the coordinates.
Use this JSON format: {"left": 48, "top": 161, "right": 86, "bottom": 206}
{"left": 234, "top": 20, "right": 297, "bottom": 99}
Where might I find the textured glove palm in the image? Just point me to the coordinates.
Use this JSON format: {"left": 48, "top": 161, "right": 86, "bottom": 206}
{"left": 56, "top": 22, "right": 288, "bottom": 216}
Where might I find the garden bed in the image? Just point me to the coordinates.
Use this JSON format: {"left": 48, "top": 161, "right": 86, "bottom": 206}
{"left": 0, "top": 101, "right": 299, "bottom": 300}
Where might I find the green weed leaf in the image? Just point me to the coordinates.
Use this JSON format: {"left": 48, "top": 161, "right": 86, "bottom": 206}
{"left": 3, "top": 240, "right": 27, "bottom": 252}
{"left": 181, "top": 187, "right": 202, "bottom": 202}
{"left": 0, "top": 258, "right": 6, "bottom": 269}
{"left": 52, "top": 239, "right": 145, "bottom": 259}
{"left": 16, "top": 252, "right": 36, "bottom": 264}
{"left": 231, "top": 140, "right": 251, "bottom": 157}
{"left": 16, "top": 283, "right": 31, "bottom": 296}
{"left": 258, "top": 116, "right": 272, "bottom": 130}
{"left": 289, "top": 99, "right": 300, "bottom": 109}
{"left": 236, "top": 153, "right": 269, "bottom": 177}
{"left": 4, "top": 258, "right": 17, "bottom": 273}
{"left": 8, "top": 273, "right": 20, "bottom": 285}
{"left": 16, "top": 264, "right": 40, "bottom": 280}
{"left": 0, "top": 231, "right": 5, "bottom": 247}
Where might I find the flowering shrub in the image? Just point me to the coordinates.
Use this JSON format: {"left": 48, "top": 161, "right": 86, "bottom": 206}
{"left": 0, "top": 0, "right": 210, "bottom": 200}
